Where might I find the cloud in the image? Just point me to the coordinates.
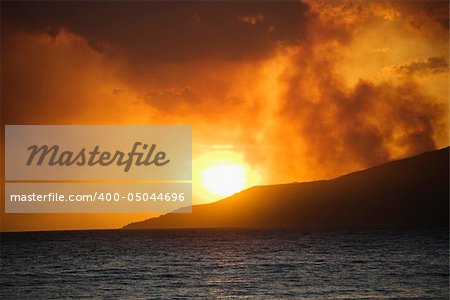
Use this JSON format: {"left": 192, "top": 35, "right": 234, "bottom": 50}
{"left": 112, "top": 88, "right": 124, "bottom": 95}
{"left": 219, "top": 0, "right": 449, "bottom": 181}
{"left": 143, "top": 87, "right": 201, "bottom": 113}
{"left": 238, "top": 14, "right": 265, "bottom": 25}
{"left": 395, "top": 0, "right": 449, "bottom": 32}
{"left": 0, "top": 29, "right": 154, "bottom": 125}
{"left": 2, "top": 1, "right": 310, "bottom": 62}
{"left": 283, "top": 73, "right": 443, "bottom": 175}
{"left": 1, "top": 0, "right": 448, "bottom": 181}
{"left": 394, "top": 57, "right": 449, "bottom": 75}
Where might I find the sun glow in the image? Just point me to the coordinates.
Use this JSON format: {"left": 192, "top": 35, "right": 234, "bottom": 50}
{"left": 194, "top": 150, "right": 260, "bottom": 200}
{"left": 200, "top": 163, "right": 246, "bottom": 197}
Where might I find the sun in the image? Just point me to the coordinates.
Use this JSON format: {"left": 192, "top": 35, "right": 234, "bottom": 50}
{"left": 200, "top": 163, "right": 246, "bottom": 197}
{"left": 194, "top": 150, "right": 260, "bottom": 200}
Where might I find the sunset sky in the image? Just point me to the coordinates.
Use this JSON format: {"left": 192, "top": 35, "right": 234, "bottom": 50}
{"left": 1, "top": 0, "right": 449, "bottom": 232}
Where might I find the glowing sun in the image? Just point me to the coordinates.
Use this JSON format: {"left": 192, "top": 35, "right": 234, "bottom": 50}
{"left": 195, "top": 150, "right": 260, "bottom": 200}
{"left": 200, "top": 163, "right": 246, "bottom": 197}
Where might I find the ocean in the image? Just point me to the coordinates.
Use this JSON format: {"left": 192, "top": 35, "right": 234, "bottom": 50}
{"left": 1, "top": 228, "right": 448, "bottom": 299}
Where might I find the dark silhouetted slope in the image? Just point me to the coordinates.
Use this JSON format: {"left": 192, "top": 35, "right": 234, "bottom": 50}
{"left": 123, "top": 147, "right": 449, "bottom": 229}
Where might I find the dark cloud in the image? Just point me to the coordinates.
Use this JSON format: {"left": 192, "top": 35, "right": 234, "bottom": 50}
{"left": 395, "top": 0, "right": 449, "bottom": 31}
{"left": 0, "top": 29, "right": 128, "bottom": 124}
{"left": 1, "top": 1, "right": 310, "bottom": 62}
{"left": 142, "top": 86, "right": 244, "bottom": 116}
{"left": 112, "top": 88, "right": 124, "bottom": 96}
{"left": 394, "top": 57, "right": 449, "bottom": 75}
{"left": 278, "top": 50, "right": 445, "bottom": 178}
{"left": 143, "top": 87, "right": 200, "bottom": 113}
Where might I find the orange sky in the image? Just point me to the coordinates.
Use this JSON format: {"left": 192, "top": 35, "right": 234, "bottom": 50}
{"left": 1, "top": 0, "right": 449, "bottom": 232}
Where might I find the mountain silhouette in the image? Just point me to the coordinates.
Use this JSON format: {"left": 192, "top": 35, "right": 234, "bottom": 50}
{"left": 123, "top": 147, "right": 449, "bottom": 229}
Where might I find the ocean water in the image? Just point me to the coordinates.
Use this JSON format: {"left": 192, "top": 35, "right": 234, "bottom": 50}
{"left": 1, "top": 228, "right": 448, "bottom": 299}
